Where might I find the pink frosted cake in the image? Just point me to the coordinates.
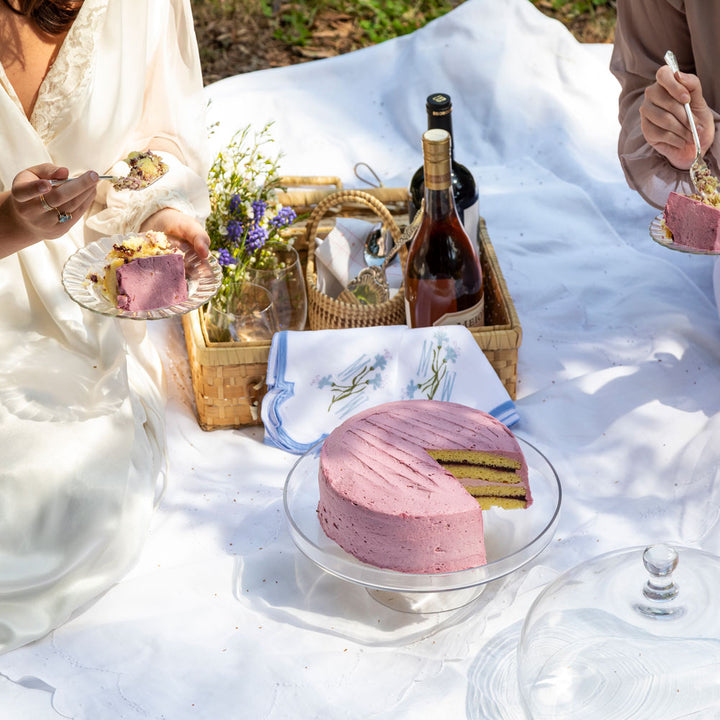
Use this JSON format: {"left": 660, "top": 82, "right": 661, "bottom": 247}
{"left": 317, "top": 400, "right": 531, "bottom": 574}
{"left": 663, "top": 191, "right": 720, "bottom": 251}
{"left": 92, "top": 231, "right": 187, "bottom": 311}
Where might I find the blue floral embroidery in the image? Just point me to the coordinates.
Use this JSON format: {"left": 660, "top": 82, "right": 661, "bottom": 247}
{"left": 311, "top": 350, "right": 390, "bottom": 415}
{"left": 403, "top": 331, "right": 460, "bottom": 401}
{"left": 405, "top": 380, "right": 419, "bottom": 399}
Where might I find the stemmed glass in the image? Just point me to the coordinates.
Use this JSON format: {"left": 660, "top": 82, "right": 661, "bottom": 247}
{"left": 245, "top": 241, "right": 307, "bottom": 331}
{"left": 204, "top": 282, "right": 279, "bottom": 344}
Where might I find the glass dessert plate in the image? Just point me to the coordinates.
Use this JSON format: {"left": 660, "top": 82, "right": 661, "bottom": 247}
{"left": 62, "top": 234, "right": 222, "bottom": 320}
{"left": 283, "top": 435, "right": 561, "bottom": 613}
{"left": 649, "top": 213, "right": 720, "bottom": 255}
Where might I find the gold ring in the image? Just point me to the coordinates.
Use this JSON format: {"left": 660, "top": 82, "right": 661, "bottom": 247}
{"left": 40, "top": 194, "right": 72, "bottom": 223}
{"left": 39, "top": 194, "right": 55, "bottom": 212}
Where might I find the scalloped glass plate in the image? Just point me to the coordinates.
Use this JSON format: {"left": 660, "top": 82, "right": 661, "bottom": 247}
{"left": 62, "top": 234, "right": 222, "bottom": 320}
{"left": 649, "top": 213, "right": 720, "bottom": 256}
{"left": 283, "top": 436, "right": 561, "bottom": 610}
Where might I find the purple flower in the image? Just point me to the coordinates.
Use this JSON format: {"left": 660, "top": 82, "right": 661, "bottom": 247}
{"left": 229, "top": 194, "right": 243, "bottom": 215}
{"left": 245, "top": 224, "right": 267, "bottom": 252}
{"left": 269, "top": 206, "right": 297, "bottom": 228}
{"left": 217, "top": 248, "right": 235, "bottom": 267}
{"left": 226, "top": 220, "right": 244, "bottom": 245}
{"left": 251, "top": 199, "right": 267, "bottom": 223}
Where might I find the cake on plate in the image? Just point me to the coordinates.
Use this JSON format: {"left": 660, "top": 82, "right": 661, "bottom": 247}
{"left": 663, "top": 166, "right": 720, "bottom": 251}
{"left": 112, "top": 150, "right": 168, "bottom": 191}
{"left": 317, "top": 400, "right": 530, "bottom": 574}
{"left": 91, "top": 231, "right": 187, "bottom": 311}
{"left": 663, "top": 191, "right": 720, "bottom": 251}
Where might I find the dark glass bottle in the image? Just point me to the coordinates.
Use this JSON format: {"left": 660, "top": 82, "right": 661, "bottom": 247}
{"left": 405, "top": 129, "right": 484, "bottom": 328}
{"left": 408, "top": 92, "right": 479, "bottom": 247}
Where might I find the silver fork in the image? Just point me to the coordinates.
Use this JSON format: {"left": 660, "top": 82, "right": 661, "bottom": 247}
{"left": 664, "top": 50, "right": 711, "bottom": 198}
{"left": 50, "top": 175, "right": 118, "bottom": 187}
{"left": 49, "top": 173, "right": 165, "bottom": 189}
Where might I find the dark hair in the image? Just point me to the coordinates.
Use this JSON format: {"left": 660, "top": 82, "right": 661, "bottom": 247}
{"left": 2, "top": 0, "right": 83, "bottom": 35}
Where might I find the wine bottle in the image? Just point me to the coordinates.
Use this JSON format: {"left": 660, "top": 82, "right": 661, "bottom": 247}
{"left": 405, "top": 129, "right": 484, "bottom": 328}
{"left": 408, "top": 92, "right": 479, "bottom": 247}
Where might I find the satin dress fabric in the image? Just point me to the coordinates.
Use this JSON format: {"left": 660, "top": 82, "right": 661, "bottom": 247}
{"left": 0, "top": 0, "right": 210, "bottom": 654}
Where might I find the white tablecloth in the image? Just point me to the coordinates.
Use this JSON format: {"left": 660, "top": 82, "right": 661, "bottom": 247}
{"left": 4, "top": 1, "right": 720, "bottom": 717}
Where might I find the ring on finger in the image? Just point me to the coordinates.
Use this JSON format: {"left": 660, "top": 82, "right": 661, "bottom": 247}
{"left": 39, "top": 194, "right": 56, "bottom": 213}
{"left": 39, "top": 194, "right": 73, "bottom": 223}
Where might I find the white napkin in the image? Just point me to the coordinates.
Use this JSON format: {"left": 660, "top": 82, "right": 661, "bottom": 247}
{"left": 314, "top": 217, "right": 403, "bottom": 299}
{"left": 261, "top": 324, "right": 519, "bottom": 454}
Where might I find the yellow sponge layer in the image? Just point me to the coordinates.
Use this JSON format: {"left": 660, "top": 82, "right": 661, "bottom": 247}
{"left": 475, "top": 496, "right": 527, "bottom": 511}
{"left": 442, "top": 463, "right": 521, "bottom": 483}
{"left": 427, "top": 449, "right": 521, "bottom": 470}
{"left": 425, "top": 449, "right": 529, "bottom": 509}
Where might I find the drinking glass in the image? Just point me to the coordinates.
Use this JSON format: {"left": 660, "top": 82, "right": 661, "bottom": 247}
{"left": 204, "top": 282, "right": 279, "bottom": 344}
{"left": 245, "top": 241, "right": 307, "bottom": 331}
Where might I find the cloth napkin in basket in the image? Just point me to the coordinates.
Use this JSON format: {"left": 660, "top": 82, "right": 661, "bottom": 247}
{"left": 261, "top": 324, "right": 519, "bottom": 454}
{"left": 314, "top": 217, "right": 404, "bottom": 299}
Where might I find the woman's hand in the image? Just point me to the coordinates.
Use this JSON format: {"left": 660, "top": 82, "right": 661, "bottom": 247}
{"left": 140, "top": 207, "right": 210, "bottom": 259}
{"left": 8, "top": 165, "right": 99, "bottom": 240}
{"left": 0, "top": 164, "right": 100, "bottom": 258}
{"left": 640, "top": 66, "right": 715, "bottom": 170}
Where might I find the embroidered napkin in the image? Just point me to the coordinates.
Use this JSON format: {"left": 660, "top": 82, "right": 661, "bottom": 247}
{"left": 261, "top": 325, "right": 519, "bottom": 454}
{"left": 313, "top": 217, "right": 403, "bottom": 299}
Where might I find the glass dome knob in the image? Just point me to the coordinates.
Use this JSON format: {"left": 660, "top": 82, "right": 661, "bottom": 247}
{"left": 636, "top": 544, "right": 683, "bottom": 618}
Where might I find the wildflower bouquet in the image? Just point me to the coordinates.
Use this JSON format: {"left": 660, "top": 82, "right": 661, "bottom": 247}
{"left": 206, "top": 123, "right": 297, "bottom": 309}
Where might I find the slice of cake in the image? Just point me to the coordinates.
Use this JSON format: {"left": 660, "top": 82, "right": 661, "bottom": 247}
{"left": 317, "top": 400, "right": 531, "bottom": 574}
{"left": 663, "top": 191, "right": 720, "bottom": 251}
{"left": 92, "top": 231, "right": 187, "bottom": 311}
{"left": 112, "top": 150, "right": 168, "bottom": 191}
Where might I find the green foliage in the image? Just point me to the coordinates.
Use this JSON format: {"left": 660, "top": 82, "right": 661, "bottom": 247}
{"left": 530, "top": 0, "right": 614, "bottom": 18}
{"left": 255, "top": 0, "right": 459, "bottom": 48}
{"left": 354, "top": 0, "right": 457, "bottom": 45}
{"left": 264, "top": 2, "right": 321, "bottom": 46}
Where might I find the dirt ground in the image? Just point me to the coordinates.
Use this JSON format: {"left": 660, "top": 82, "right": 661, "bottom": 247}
{"left": 193, "top": 1, "right": 616, "bottom": 85}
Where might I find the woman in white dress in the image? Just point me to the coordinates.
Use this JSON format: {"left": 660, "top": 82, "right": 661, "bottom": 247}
{"left": 0, "top": 0, "right": 211, "bottom": 653}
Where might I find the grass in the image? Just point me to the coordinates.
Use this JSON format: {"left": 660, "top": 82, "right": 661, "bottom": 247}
{"left": 263, "top": 0, "right": 463, "bottom": 47}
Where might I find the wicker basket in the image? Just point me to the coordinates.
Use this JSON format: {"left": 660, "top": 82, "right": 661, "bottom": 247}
{"left": 305, "top": 189, "right": 406, "bottom": 329}
{"left": 182, "top": 179, "right": 522, "bottom": 430}
{"left": 471, "top": 217, "right": 523, "bottom": 396}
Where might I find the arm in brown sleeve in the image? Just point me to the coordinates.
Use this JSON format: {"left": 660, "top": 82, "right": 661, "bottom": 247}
{"left": 610, "top": 0, "right": 695, "bottom": 208}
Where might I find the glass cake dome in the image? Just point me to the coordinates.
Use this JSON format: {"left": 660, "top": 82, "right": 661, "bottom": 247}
{"left": 517, "top": 543, "right": 720, "bottom": 720}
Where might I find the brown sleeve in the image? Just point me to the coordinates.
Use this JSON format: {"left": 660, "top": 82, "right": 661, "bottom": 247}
{"left": 610, "top": 0, "right": 695, "bottom": 208}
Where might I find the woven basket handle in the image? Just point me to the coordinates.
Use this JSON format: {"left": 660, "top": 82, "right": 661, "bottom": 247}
{"left": 305, "top": 189, "right": 402, "bottom": 246}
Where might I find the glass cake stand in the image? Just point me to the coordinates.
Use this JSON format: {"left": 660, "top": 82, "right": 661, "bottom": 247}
{"left": 649, "top": 213, "right": 720, "bottom": 255}
{"left": 62, "top": 234, "right": 222, "bottom": 320}
{"left": 283, "top": 436, "right": 562, "bottom": 613}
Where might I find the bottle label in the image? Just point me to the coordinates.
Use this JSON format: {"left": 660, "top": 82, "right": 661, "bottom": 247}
{"left": 460, "top": 200, "right": 480, "bottom": 256}
{"left": 432, "top": 297, "right": 484, "bottom": 328}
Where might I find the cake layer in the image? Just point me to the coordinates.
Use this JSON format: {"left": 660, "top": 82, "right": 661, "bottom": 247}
{"left": 441, "top": 463, "right": 522, "bottom": 482}
{"left": 116, "top": 254, "right": 187, "bottom": 311}
{"left": 664, "top": 191, "right": 720, "bottom": 251}
{"left": 427, "top": 449, "right": 521, "bottom": 469}
{"left": 317, "top": 400, "right": 530, "bottom": 574}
